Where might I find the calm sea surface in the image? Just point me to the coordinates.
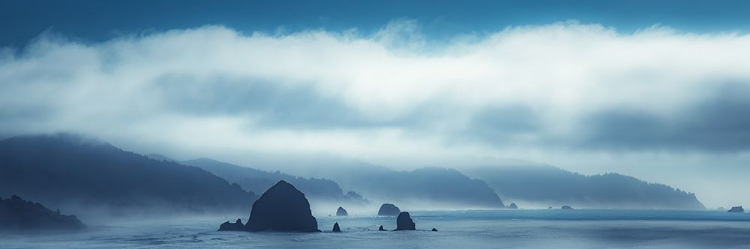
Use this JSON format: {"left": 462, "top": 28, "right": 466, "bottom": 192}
{"left": 2, "top": 210, "right": 750, "bottom": 248}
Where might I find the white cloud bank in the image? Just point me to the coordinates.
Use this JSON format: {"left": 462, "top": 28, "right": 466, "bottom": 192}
{"left": 2, "top": 21, "right": 750, "bottom": 206}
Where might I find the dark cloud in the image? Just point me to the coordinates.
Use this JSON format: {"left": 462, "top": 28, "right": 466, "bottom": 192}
{"left": 579, "top": 83, "right": 750, "bottom": 152}
{"left": 154, "top": 76, "right": 401, "bottom": 130}
{"left": 459, "top": 105, "right": 542, "bottom": 146}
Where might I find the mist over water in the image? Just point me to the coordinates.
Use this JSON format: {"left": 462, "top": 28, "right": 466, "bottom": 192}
{"left": 3, "top": 210, "right": 750, "bottom": 249}
{"left": 3, "top": 1, "right": 750, "bottom": 248}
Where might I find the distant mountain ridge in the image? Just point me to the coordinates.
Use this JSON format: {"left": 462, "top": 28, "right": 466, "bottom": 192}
{"left": 0, "top": 133, "right": 258, "bottom": 218}
{"left": 294, "top": 162, "right": 506, "bottom": 208}
{"left": 182, "top": 157, "right": 367, "bottom": 204}
{"left": 463, "top": 164, "right": 705, "bottom": 209}
{"left": 0, "top": 133, "right": 705, "bottom": 214}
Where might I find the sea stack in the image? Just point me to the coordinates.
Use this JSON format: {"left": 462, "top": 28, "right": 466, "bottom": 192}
{"left": 728, "top": 206, "right": 744, "bottom": 213}
{"left": 379, "top": 225, "right": 386, "bottom": 231}
{"left": 336, "top": 207, "right": 348, "bottom": 216}
{"left": 332, "top": 222, "right": 341, "bottom": 232}
{"left": 508, "top": 203, "right": 519, "bottom": 209}
{"left": 0, "top": 195, "right": 85, "bottom": 230}
{"left": 219, "top": 219, "right": 245, "bottom": 231}
{"left": 219, "top": 180, "right": 320, "bottom": 232}
{"left": 395, "top": 212, "right": 416, "bottom": 231}
{"left": 561, "top": 205, "right": 574, "bottom": 210}
{"left": 378, "top": 203, "right": 401, "bottom": 216}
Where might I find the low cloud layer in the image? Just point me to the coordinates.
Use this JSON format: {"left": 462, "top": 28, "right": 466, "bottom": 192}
{"left": 1, "top": 21, "right": 750, "bottom": 179}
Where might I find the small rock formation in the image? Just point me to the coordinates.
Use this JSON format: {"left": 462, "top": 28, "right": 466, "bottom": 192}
{"left": 332, "top": 222, "right": 341, "bottom": 232}
{"left": 219, "top": 180, "right": 320, "bottom": 232}
{"left": 561, "top": 205, "right": 573, "bottom": 210}
{"left": 336, "top": 206, "right": 348, "bottom": 216}
{"left": 508, "top": 203, "right": 518, "bottom": 209}
{"left": 395, "top": 212, "right": 416, "bottom": 231}
{"left": 378, "top": 225, "right": 386, "bottom": 231}
{"left": 0, "top": 195, "right": 85, "bottom": 230}
{"left": 548, "top": 207, "right": 552, "bottom": 210}
{"left": 219, "top": 219, "right": 245, "bottom": 231}
{"left": 728, "top": 206, "right": 744, "bottom": 213}
{"left": 431, "top": 228, "right": 438, "bottom": 232}
{"left": 378, "top": 203, "right": 401, "bottom": 216}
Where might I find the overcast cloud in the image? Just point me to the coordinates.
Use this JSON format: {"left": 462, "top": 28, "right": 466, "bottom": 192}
{"left": 1, "top": 21, "right": 750, "bottom": 206}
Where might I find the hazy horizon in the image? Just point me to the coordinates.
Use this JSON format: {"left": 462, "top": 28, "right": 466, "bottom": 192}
{"left": 2, "top": 0, "right": 750, "bottom": 210}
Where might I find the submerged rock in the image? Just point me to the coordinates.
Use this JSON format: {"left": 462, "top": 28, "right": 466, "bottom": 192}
{"left": 219, "top": 180, "right": 320, "bottom": 232}
{"left": 395, "top": 212, "right": 416, "bottom": 231}
{"left": 218, "top": 219, "right": 245, "bottom": 231}
{"left": 379, "top": 225, "right": 386, "bottom": 231}
{"left": 332, "top": 222, "right": 341, "bottom": 232}
{"left": 508, "top": 203, "right": 518, "bottom": 209}
{"left": 336, "top": 207, "right": 348, "bottom": 216}
{"left": 561, "top": 205, "right": 573, "bottom": 210}
{"left": 728, "top": 206, "right": 744, "bottom": 213}
{"left": 378, "top": 203, "right": 401, "bottom": 216}
{"left": 0, "top": 195, "right": 85, "bottom": 230}
{"left": 431, "top": 228, "right": 438, "bottom": 232}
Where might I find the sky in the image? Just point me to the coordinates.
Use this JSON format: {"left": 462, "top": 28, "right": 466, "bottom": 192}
{"left": 1, "top": 0, "right": 750, "bottom": 207}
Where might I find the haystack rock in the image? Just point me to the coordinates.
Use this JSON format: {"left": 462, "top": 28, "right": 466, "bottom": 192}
{"left": 431, "top": 228, "right": 438, "bottom": 232}
{"left": 378, "top": 203, "right": 401, "bottom": 216}
{"left": 728, "top": 206, "right": 744, "bottom": 213}
{"left": 379, "top": 225, "right": 386, "bottom": 231}
{"left": 336, "top": 207, "right": 348, "bottom": 216}
{"left": 395, "top": 212, "right": 416, "bottom": 231}
{"left": 332, "top": 222, "right": 341, "bottom": 232}
{"left": 561, "top": 205, "right": 574, "bottom": 210}
{"left": 219, "top": 180, "right": 320, "bottom": 232}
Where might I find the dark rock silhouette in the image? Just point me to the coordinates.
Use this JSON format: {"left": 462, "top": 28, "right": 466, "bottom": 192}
{"left": 508, "top": 203, "right": 518, "bottom": 209}
{"left": 336, "top": 206, "right": 348, "bottom": 216}
{"left": 218, "top": 219, "right": 244, "bottom": 231}
{"left": 728, "top": 206, "right": 744, "bottom": 213}
{"left": 245, "top": 180, "right": 319, "bottom": 232}
{"left": 395, "top": 212, "right": 416, "bottom": 231}
{"left": 561, "top": 205, "right": 573, "bottom": 210}
{"left": 0, "top": 195, "right": 85, "bottom": 230}
{"left": 332, "top": 222, "right": 341, "bottom": 232}
{"left": 431, "top": 228, "right": 438, "bottom": 232}
{"left": 378, "top": 225, "right": 386, "bottom": 231}
{"left": 378, "top": 203, "right": 401, "bottom": 216}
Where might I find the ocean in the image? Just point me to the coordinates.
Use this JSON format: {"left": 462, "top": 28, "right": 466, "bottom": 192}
{"left": 2, "top": 209, "right": 750, "bottom": 248}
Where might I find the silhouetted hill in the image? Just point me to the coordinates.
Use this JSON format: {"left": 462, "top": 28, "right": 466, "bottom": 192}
{"left": 0, "top": 133, "right": 258, "bottom": 217}
{"left": 183, "top": 158, "right": 366, "bottom": 203}
{"left": 0, "top": 195, "right": 85, "bottom": 231}
{"left": 463, "top": 165, "right": 705, "bottom": 209}
{"left": 146, "top": 153, "right": 177, "bottom": 162}
{"left": 302, "top": 162, "right": 504, "bottom": 208}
